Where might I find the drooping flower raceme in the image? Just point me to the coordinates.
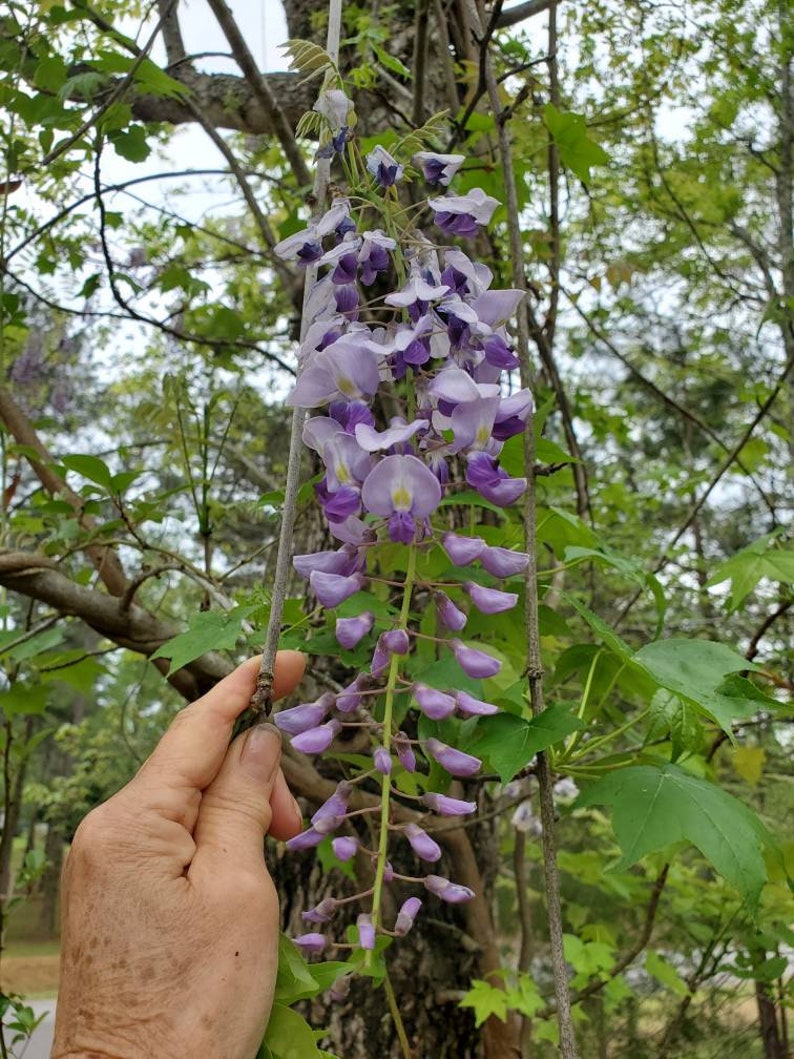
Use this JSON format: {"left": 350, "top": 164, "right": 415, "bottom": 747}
{"left": 272, "top": 118, "right": 532, "bottom": 958}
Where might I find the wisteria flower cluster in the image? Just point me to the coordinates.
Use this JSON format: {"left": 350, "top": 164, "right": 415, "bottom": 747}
{"left": 272, "top": 105, "right": 532, "bottom": 962}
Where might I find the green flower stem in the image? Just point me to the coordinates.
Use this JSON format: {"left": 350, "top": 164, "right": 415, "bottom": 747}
{"left": 369, "top": 543, "right": 418, "bottom": 943}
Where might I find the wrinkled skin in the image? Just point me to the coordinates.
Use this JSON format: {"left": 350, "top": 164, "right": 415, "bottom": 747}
{"left": 52, "top": 652, "right": 305, "bottom": 1059}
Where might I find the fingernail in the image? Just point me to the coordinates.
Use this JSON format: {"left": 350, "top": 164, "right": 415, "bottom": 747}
{"left": 291, "top": 795, "right": 303, "bottom": 828}
{"left": 240, "top": 723, "right": 281, "bottom": 781}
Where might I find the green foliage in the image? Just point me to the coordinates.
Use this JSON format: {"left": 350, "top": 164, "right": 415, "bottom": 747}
{"left": 577, "top": 763, "right": 773, "bottom": 906}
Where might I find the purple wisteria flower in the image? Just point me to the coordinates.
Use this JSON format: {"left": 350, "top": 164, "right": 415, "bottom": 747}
{"left": 413, "top": 151, "right": 465, "bottom": 187}
{"left": 292, "top": 719, "right": 342, "bottom": 754}
{"left": 366, "top": 145, "right": 404, "bottom": 187}
{"left": 361, "top": 455, "right": 442, "bottom": 543}
{"left": 279, "top": 125, "right": 538, "bottom": 957}
{"left": 480, "top": 546, "right": 529, "bottom": 577}
{"left": 428, "top": 188, "right": 499, "bottom": 236}
{"left": 357, "top": 913, "right": 376, "bottom": 950}
{"left": 274, "top": 694, "right": 333, "bottom": 735}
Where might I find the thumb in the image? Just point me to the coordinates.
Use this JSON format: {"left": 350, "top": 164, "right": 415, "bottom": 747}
{"left": 190, "top": 723, "right": 282, "bottom": 882}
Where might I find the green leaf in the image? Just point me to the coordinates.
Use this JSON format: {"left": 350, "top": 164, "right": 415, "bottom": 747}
{"left": 471, "top": 705, "right": 584, "bottom": 783}
{"left": 61, "top": 453, "right": 113, "bottom": 488}
{"left": 109, "top": 125, "right": 151, "bottom": 163}
{"left": 0, "top": 683, "right": 48, "bottom": 717}
{"left": 150, "top": 607, "right": 253, "bottom": 674}
{"left": 633, "top": 639, "right": 760, "bottom": 733}
{"left": 707, "top": 534, "right": 794, "bottom": 610}
{"left": 263, "top": 1003, "right": 326, "bottom": 1059}
{"left": 646, "top": 951, "right": 689, "bottom": 996}
{"left": 543, "top": 103, "right": 609, "bottom": 182}
{"left": 459, "top": 979, "right": 509, "bottom": 1027}
{"left": 577, "top": 763, "right": 772, "bottom": 907}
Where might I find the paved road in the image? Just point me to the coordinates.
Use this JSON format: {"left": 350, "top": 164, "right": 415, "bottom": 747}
{"left": 2, "top": 999, "right": 55, "bottom": 1059}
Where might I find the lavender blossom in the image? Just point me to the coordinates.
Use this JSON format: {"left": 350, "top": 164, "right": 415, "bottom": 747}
{"left": 310, "top": 570, "right": 366, "bottom": 607}
{"left": 302, "top": 897, "right": 338, "bottom": 924}
{"left": 366, "top": 145, "right": 404, "bottom": 187}
{"left": 286, "top": 828, "right": 325, "bottom": 851}
{"left": 371, "top": 628, "right": 411, "bottom": 677}
{"left": 435, "top": 591, "right": 467, "bottom": 631}
{"left": 361, "top": 455, "right": 442, "bottom": 543}
{"left": 404, "top": 823, "right": 442, "bottom": 863}
{"left": 312, "top": 783, "right": 351, "bottom": 829}
{"left": 374, "top": 747, "right": 392, "bottom": 775}
{"left": 465, "top": 452, "right": 527, "bottom": 507}
{"left": 442, "top": 532, "right": 485, "bottom": 566}
{"left": 413, "top": 151, "right": 465, "bottom": 187}
{"left": 428, "top": 188, "right": 499, "bottom": 236}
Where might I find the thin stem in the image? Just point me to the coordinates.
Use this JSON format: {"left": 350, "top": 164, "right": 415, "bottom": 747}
{"left": 371, "top": 546, "right": 418, "bottom": 937}
{"left": 246, "top": 0, "right": 344, "bottom": 722}
{"left": 385, "top": 970, "right": 414, "bottom": 1059}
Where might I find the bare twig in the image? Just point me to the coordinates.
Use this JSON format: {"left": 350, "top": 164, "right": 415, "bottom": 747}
{"left": 617, "top": 349, "right": 794, "bottom": 626}
{"left": 746, "top": 599, "right": 794, "bottom": 661}
{"left": 493, "top": 0, "right": 553, "bottom": 28}
{"left": 245, "top": 0, "right": 345, "bottom": 723}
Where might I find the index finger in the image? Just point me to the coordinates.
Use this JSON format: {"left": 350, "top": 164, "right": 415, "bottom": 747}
{"left": 133, "top": 651, "right": 306, "bottom": 796}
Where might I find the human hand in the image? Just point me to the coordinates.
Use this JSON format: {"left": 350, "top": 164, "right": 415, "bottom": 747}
{"left": 51, "top": 651, "right": 306, "bottom": 1059}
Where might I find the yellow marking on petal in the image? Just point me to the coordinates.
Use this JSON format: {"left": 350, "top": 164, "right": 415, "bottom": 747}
{"left": 392, "top": 484, "right": 412, "bottom": 510}
{"left": 476, "top": 425, "right": 490, "bottom": 445}
{"left": 336, "top": 464, "right": 351, "bottom": 484}
{"left": 339, "top": 377, "right": 356, "bottom": 397}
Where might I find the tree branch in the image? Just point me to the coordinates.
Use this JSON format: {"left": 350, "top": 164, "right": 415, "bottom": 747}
{"left": 205, "top": 0, "right": 312, "bottom": 188}
{"left": 0, "top": 550, "right": 231, "bottom": 699}
{"left": 156, "top": 0, "right": 187, "bottom": 66}
{"left": 494, "top": 0, "right": 553, "bottom": 28}
{"left": 0, "top": 386, "right": 128, "bottom": 597}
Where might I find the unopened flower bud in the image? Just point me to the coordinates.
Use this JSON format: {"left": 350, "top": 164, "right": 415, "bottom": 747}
{"left": 394, "top": 896, "right": 422, "bottom": 936}
{"left": 275, "top": 694, "right": 334, "bottom": 735}
{"left": 413, "top": 683, "right": 456, "bottom": 720}
{"left": 357, "top": 913, "right": 376, "bottom": 950}
{"left": 464, "top": 581, "right": 519, "bottom": 614}
{"left": 452, "top": 639, "right": 501, "bottom": 679}
{"left": 455, "top": 690, "right": 498, "bottom": 716}
{"left": 442, "top": 532, "right": 484, "bottom": 566}
{"left": 332, "top": 836, "right": 358, "bottom": 861}
{"left": 292, "top": 719, "right": 342, "bottom": 754}
{"left": 404, "top": 822, "right": 442, "bottom": 862}
{"left": 302, "top": 897, "right": 338, "bottom": 924}
{"left": 421, "top": 792, "right": 477, "bottom": 816}
{"left": 394, "top": 731, "right": 416, "bottom": 772}
{"left": 480, "top": 546, "right": 529, "bottom": 578}
{"left": 423, "top": 874, "right": 475, "bottom": 903}
{"left": 374, "top": 747, "right": 392, "bottom": 775}
{"left": 293, "top": 932, "right": 326, "bottom": 955}
{"left": 435, "top": 591, "right": 467, "bottom": 631}
{"left": 425, "top": 737, "right": 482, "bottom": 777}
{"left": 335, "top": 611, "right": 375, "bottom": 649}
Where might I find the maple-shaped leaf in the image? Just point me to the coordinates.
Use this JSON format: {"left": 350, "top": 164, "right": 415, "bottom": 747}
{"left": 151, "top": 607, "right": 254, "bottom": 674}
{"left": 577, "top": 763, "right": 772, "bottom": 908}
{"left": 471, "top": 704, "right": 584, "bottom": 783}
{"left": 460, "top": 979, "right": 509, "bottom": 1027}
